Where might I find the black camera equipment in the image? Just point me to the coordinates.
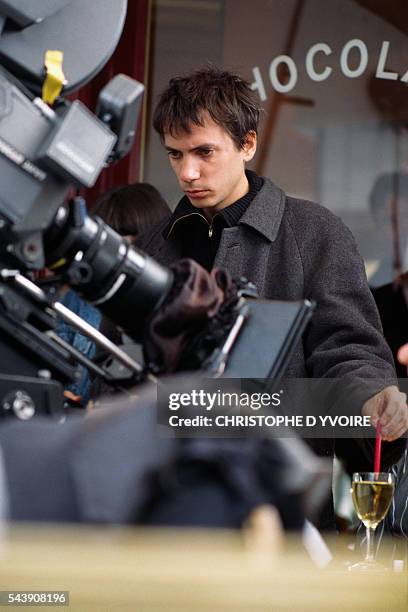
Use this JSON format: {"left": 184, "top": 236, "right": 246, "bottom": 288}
{"left": 0, "top": 2, "right": 332, "bottom": 536}
{"left": 0, "top": 0, "right": 314, "bottom": 422}
{"left": 0, "top": 0, "right": 173, "bottom": 418}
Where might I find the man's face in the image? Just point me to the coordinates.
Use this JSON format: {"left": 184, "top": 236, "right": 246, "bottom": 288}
{"left": 164, "top": 113, "right": 256, "bottom": 215}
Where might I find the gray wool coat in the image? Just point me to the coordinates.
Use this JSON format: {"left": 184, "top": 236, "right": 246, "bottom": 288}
{"left": 137, "top": 177, "right": 406, "bottom": 527}
{"left": 138, "top": 176, "right": 395, "bottom": 383}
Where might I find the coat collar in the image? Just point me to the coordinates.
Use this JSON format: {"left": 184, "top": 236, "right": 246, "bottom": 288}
{"left": 163, "top": 175, "right": 286, "bottom": 243}
{"left": 238, "top": 177, "right": 286, "bottom": 243}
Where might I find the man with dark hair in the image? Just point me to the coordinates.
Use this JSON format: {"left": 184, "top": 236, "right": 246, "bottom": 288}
{"left": 150, "top": 67, "right": 259, "bottom": 272}
{"left": 138, "top": 66, "right": 408, "bottom": 524}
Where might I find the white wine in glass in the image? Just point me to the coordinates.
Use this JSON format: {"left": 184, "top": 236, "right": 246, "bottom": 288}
{"left": 349, "top": 472, "right": 394, "bottom": 571}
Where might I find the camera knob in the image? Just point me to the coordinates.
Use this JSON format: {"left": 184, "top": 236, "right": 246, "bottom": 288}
{"left": 3, "top": 390, "right": 35, "bottom": 420}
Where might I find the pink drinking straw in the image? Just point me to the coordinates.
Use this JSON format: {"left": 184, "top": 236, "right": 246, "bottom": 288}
{"left": 374, "top": 423, "right": 382, "bottom": 473}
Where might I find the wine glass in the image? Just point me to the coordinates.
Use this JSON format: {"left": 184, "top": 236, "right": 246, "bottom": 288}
{"left": 349, "top": 472, "right": 394, "bottom": 572}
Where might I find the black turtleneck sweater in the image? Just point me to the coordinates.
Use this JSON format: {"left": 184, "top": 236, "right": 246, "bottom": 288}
{"left": 163, "top": 170, "right": 263, "bottom": 270}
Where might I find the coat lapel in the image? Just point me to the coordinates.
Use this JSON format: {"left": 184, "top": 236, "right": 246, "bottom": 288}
{"left": 214, "top": 226, "right": 272, "bottom": 296}
{"left": 214, "top": 179, "right": 286, "bottom": 296}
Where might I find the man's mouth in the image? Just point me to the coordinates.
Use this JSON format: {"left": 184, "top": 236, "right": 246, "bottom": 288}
{"left": 185, "top": 190, "right": 209, "bottom": 199}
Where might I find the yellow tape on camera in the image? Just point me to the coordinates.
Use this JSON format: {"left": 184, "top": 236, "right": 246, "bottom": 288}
{"left": 42, "top": 50, "right": 66, "bottom": 105}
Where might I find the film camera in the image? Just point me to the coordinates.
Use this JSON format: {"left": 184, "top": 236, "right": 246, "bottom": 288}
{"left": 0, "top": 1, "right": 331, "bottom": 533}
{"left": 0, "top": 0, "right": 174, "bottom": 418}
{"left": 0, "top": 0, "right": 313, "bottom": 421}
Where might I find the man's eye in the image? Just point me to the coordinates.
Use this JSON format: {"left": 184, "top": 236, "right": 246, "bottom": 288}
{"left": 167, "top": 151, "right": 180, "bottom": 159}
{"left": 199, "top": 149, "right": 213, "bottom": 157}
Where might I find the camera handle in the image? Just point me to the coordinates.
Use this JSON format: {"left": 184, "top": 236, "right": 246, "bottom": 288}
{"left": 2, "top": 269, "right": 158, "bottom": 385}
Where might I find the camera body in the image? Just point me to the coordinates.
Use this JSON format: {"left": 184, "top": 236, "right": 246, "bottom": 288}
{"left": 0, "top": 0, "right": 145, "bottom": 270}
{"left": 0, "top": 0, "right": 174, "bottom": 418}
{"left": 0, "top": 78, "right": 117, "bottom": 270}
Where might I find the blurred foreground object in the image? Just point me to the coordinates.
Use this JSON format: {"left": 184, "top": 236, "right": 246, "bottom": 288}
{"left": 0, "top": 526, "right": 406, "bottom": 611}
{"left": 0, "top": 385, "right": 331, "bottom": 529}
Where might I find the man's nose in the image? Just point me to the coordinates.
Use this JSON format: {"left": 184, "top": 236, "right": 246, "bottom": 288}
{"left": 179, "top": 157, "right": 200, "bottom": 183}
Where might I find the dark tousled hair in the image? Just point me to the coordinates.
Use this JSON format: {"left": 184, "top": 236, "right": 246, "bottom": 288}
{"left": 153, "top": 66, "right": 261, "bottom": 150}
{"left": 92, "top": 182, "right": 170, "bottom": 239}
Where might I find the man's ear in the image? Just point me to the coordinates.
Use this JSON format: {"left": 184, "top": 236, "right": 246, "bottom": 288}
{"left": 242, "top": 131, "right": 257, "bottom": 162}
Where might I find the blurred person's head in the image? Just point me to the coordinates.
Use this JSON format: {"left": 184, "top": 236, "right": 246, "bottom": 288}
{"left": 370, "top": 172, "right": 408, "bottom": 234}
{"left": 93, "top": 182, "right": 170, "bottom": 241}
{"left": 153, "top": 66, "right": 260, "bottom": 215}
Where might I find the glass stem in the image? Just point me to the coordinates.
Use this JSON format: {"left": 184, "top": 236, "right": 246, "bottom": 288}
{"left": 365, "top": 526, "right": 376, "bottom": 563}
